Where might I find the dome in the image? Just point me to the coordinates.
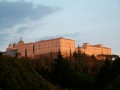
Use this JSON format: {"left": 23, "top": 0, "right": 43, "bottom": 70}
{"left": 8, "top": 43, "right": 13, "bottom": 48}
{"left": 18, "top": 37, "right": 24, "bottom": 45}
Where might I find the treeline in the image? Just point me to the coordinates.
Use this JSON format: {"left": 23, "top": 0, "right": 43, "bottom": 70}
{"left": 0, "top": 51, "right": 120, "bottom": 90}
{"left": 26, "top": 51, "right": 120, "bottom": 90}
{"left": 0, "top": 53, "right": 63, "bottom": 90}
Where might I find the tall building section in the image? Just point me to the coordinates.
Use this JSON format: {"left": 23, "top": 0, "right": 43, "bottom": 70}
{"left": 6, "top": 38, "right": 34, "bottom": 58}
{"left": 77, "top": 43, "right": 111, "bottom": 56}
{"left": 59, "top": 37, "right": 75, "bottom": 57}
{"left": 6, "top": 37, "right": 75, "bottom": 58}
{"left": 34, "top": 37, "right": 75, "bottom": 57}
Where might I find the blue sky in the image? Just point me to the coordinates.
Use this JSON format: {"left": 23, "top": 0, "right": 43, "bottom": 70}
{"left": 0, "top": 0, "right": 120, "bottom": 55}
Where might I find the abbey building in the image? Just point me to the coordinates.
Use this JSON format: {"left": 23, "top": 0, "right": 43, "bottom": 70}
{"left": 6, "top": 37, "right": 75, "bottom": 58}
{"left": 6, "top": 37, "right": 111, "bottom": 59}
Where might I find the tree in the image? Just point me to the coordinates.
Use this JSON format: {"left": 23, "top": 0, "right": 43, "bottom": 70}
{"left": 25, "top": 48, "right": 27, "bottom": 58}
{"left": 0, "top": 52, "right": 3, "bottom": 57}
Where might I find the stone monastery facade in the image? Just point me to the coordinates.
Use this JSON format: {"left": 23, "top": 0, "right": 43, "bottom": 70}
{"left": 6, "top": 37, "right": 111, "bottom": 58}
{"left": 6, "top": 37, "right": 75, "bottom": 58}
{"left": 77, "top": 43, "right": 111, "bottom": 56}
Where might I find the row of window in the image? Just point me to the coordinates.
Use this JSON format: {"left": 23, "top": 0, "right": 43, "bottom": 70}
{"left": 83, "top": 47, "right": 110, "bottom": 51}
{"left": 35, "top": 44, "right": 74, "bottom": 47}
{"left": 36, "top": 42, "right": 59, "bottom": 45}
{"left": 35, "top": 45, "right": 59, "bottom": 48}
{"left": 35, "top": 49, "right": 59, "bottom": 52}
{"left": 82, "top": 48, "right": 110, "bottom": 52}
{"left": 85, "top": 51, "right": 111, "bottom": 54}
{"left": 86, "top": 50, "right": 110, "bottom": 52}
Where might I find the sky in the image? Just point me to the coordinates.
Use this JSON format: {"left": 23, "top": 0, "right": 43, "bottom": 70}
{"left": 0, "top": 0, "right": 120, "bottom": 55}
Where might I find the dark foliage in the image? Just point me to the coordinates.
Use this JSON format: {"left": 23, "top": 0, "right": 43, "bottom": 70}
{"left": 0, "top": 56, "right": 62, "bottom": 90}
{"left": 96, "top": 57, "right": 120, "bottom": 90}
{"left": 0, "top": 50, "right": 120, "bottom": 90}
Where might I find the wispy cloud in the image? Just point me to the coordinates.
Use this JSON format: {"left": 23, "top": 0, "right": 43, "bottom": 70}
{"left": 0, "top": 0, "right": 59, "bottom": 51}
{"left": 0, "top": 0, "right": 56, "bottom": 29}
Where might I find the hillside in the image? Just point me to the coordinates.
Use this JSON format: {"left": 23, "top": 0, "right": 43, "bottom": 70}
{"left": 0, "top": 56, "right": 61, "bottom": 90}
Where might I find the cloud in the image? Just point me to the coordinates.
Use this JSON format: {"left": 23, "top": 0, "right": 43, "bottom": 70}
{"left": 0, "top": 0, "right": 59, "bottom": 51}
{"left": 0, "top": 0, "right": 56, "bottom": 29}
